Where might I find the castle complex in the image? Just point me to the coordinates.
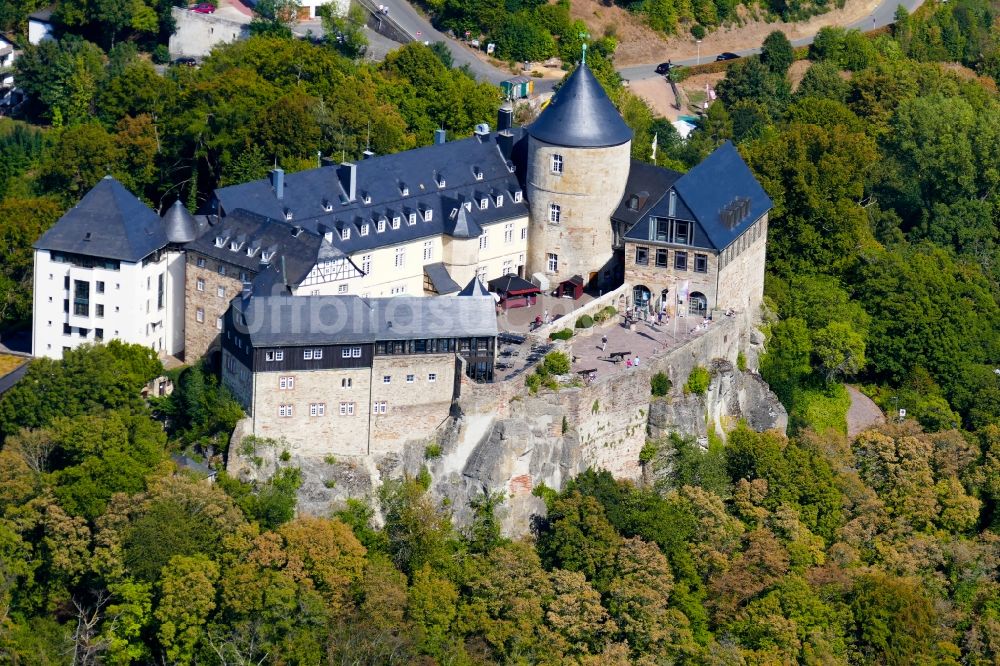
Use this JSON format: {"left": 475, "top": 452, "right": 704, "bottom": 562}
{"left": 31, "top": 61, "right": 771, "bottom": 455}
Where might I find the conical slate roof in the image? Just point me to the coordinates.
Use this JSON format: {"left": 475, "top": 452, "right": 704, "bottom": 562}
{"left": 458, "top": 276, "right": 491, "bottom": 297}
{"left": 163, "top": 199, "right": 199, "bottom": 244}
{"left": 527, "top": 62, "right": 633, "bottom": 148}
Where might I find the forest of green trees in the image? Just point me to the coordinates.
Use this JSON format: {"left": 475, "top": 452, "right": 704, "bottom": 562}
{"left": 0, "top": 0, "right": 999, "bottom": 661}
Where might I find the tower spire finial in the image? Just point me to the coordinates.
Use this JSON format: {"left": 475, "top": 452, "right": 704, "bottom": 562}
{"left": 579, "top": 31, "right": 589, "bottom": 64}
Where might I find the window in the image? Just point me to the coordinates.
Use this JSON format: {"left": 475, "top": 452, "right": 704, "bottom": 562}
{"left": 546, "top": 253, "right": 558, "bottom": 272}
{"left": 279, "top": 376, "right": 295, "bottom": 390}
{"left": 694, "top": 253, "right": 708, "bottom": 273}
{"left": 73, "top": 280, "right": 89, "bottom": 316}
{"left": 406, "top": 374, "right": 415, "bottom": 383}
{"left": 360, "top": 224, "right": 369, "bottom": 236}
{"left": 496, "top": 195, "right": 503, "bottom": 207}
{"left": 391, "top": 217, "right": 400, "bottom": 230}
{"left": 64, "top": 275, "right": 70, "bottom": 290}
{"left": 196, "top": 307, "right": 204, "bottom": 323}
{"left": 338, "top": 284, "right": 348, "bottom": 294}
{"left": 275, "top": 350, "right": 284, "bottom": 361}
{"left": 521, "top": 227, "right": 527, "bottom": 241}
{"left": 341, "top": 227, "right": 350, "bottom": 241}
{"left": 216, "top": 317, "right": 223, "bottom": 330}
{"left": 373, "top": 401, "right": 387, "bottom": 414}
{"left": 96, "top": 281, "right": 105, "bottom": 294}
{"left": 674, "top": 251, "right": 688, "bottom": 271}
{"left": 303, "top": 348, "right": 323, "bottom": 360}
{"left": 342, "top": 377, "right": 353, "bottom": 388}
{"left": 218, "top": 265, "right": 226, "bottom": 276}
{"left": 423, "top": 209, "right": 433, "bottom": 222}
{"left": 340, "top": 401, "right": 356, "bottom": 416}
{"left": 310, "top": 403, "right": 326, "bottom": 417}
{"left": 342, "top": 346, "right": 362, "bottom": 358}
{"left": 479, "top": 232, "right": 488, "bottom": 250}
{"left": 503, "top": 260, "right": 513, "bottom": 275}
{"left": 95, "top": 328, "right": 103, "bottom": 340}
{"left": 197, "top": 257, "right": 206, "bottom": 268}
{"left": 513, "top": 190, "right": 522, "bottom": 203}
{"left": 217, "top": 286, "right": 226, "bottom": 298}
{"left": 635, "top": 247, "right": 648, "bottom": 265}
{"left": 423, "top": 241, "right": 433, "bottom": 261}
{"left": 409, "top": 213, "right": 417, "bottom": 225}
{"left": 278, "top": 404, "right": 293, "bottom": 417}
{"left": 675, "top": 221, "right": 690, "bottom": 245}
{"left": 480, "top": 198, "right": 488, "bottom": 210}
{"left": 477, "top": 266, "right": 488, "bottom": 282}
{"left": 655, "top": 249, "right": 668, "bottom": 268}
{"left": 96, "top": 304, "right": 104, "bottom": 318}
{"left": 361, "top": 255, "right": 371, "bottom": 274}
{"left": 551, "top": 154, "right": 564, "bottom": 174}
{"left": 197, "top": 278, "right": 205, "bottom": 292}
{"left": 504, "top": 223, "right": 513, "bottom": 244}
{"left": 377, "top": 220, "right": 386, "bottom": 233}
{"left": 383, "top": 375, "right": 391, "bottom": 384}
{"left": 428, "top": 373, "right": 437, "bottom": 382}
{"left": 549, "top": 203, "right": 561, "bottom": 224}
{"left": 63, "top": 323, "right": 71, "bottom": 335}
{"left": 157, "top": 274, "right": 165, "bottom": 310}
{"left": 395, "top": 247, "right": 405, "bottom": 268}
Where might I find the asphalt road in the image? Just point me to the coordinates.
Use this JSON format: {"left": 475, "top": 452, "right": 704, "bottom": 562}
{"left": 375, "top": 0, "right": 923, "bottom": 87}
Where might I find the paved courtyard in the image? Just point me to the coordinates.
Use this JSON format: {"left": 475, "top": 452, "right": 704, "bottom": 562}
{"left": 496, "top": 292, "right": 596, "bottom": 334}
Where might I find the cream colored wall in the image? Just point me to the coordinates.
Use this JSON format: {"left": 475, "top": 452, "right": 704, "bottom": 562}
{"left": 369, "top": 354, "right": 456, "bottom": 454}
{"left": 716, "top": 214, "right": 768, "bottom": 316}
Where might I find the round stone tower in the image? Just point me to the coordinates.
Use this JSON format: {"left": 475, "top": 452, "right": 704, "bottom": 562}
{"left": 525, "top": 61, "right": 633, "bottom": 287}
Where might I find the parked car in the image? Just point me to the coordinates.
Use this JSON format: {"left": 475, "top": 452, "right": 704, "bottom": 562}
{"left": 715, "top": 52, "right": 740, "bottom": 61}
{"left": 190, "top": 3, "right": 215, "bottom": 13}
{"left": 172, "top": 56, "right": 197, "bottom": 66}
{"left": 655, "top": 61, "right": 674, "bottom": 75}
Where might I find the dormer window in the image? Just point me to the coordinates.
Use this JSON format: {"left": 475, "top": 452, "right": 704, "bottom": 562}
{"left": 474, "top": 167, "right": 483, "bottom": 181}
{"left": 507, "top": 161, "right": 516, "bottom": 173}
{"left": 480, "top": 198, "right": 488, "bottom": 210}
{"left": 464, "top": 201, "right": 472, "bottom": 212}
{"left": 628, "top": 195, "right": 639, "bottom": 211}
{"left": 360, "top": 223, "right": 369, "bottom": 236}
{"left": 450, "top": 208, "right": 458, "bottom": 219}
{"left": 400, "top": 184, "right": 409, "bottom": 196}
{"left": 409, "top": 212, "right": 417, "bottom": 225}
{"left": 436, "top": 175, "right": 446, "bottom": 188}
{"left": 363, "top": 193, "right": 372, "bottom": 204}
{"left": 424, "top": 209, "right": 433, "bottom": 222}
{"left": 513, "top": 190, "right": 522, "bottom": 203}
{"left": 322, "top": 199, "right": 333, "bottom": 212}
{"left": 261, "top": 250, "right": 275, "bottom": 264}
{"left": 377, "top": 220, "right": 386, "bottom": 233}
{"left": 215, "top": 236, "right": 226, "bottom": 248}
{"left": 496, "top": 195, "right": 504, "bottom": 207}
{"left": 391, "top": 217, "right": 400, "bottom": 230}
{"left": 341, "top": 227, "right": 351, "bottom": 241}
{"left": 284, "top": 209, "right": 294, "bottom": 221}
{"left": 246, "top": 245, "right": 259, "bottom": 257}
{"left": 229, "top": 241, "right": 240, "bottom": 252}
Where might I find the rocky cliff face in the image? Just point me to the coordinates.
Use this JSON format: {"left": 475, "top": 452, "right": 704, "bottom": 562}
{"left": 227, "top": 317, "right": 787, "bottom": 532}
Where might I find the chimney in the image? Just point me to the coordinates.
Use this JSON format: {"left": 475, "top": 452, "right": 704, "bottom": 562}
{"left": 668, "top": 190, "right": 676, "bottom": 217}
{"left": 337, "top": 162, "right": 357, "bottom": 202}
{"left": 271, "top": 167, "right": 285, "bottom": 200}
{"left": 362, "top": 149, "right": 375, "bottom": 159}
{"left": 497, "top": 104, "right": 513, "bottom": 132}
{"left": 474, "top": 123, "right": 491, "bottom": 139}
{"left": 434, "top": 129, "right": 446, "bottom": 145}
{"left": 497, "top": 130, "right": 514, "bottom": 159}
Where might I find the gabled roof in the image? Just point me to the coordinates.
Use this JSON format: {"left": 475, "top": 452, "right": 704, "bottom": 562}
{"left": 488, "top": 273, "right": 539, "bottom": 295}
{"left": 230, "top": 294, "right": 498, "bottom": 347}
{"left": 34, "top": 176, "right": 168, "bottom": 262}
{"left": 458, "top": 276, "right": 491, "bottom": 297}
{"left": 611, "top": 159, "right": 683, "bottom": 228}
{"left": 424, "top": 262, "right": 461, "bottom": 294}
{"left": 28, "top": 6, "right": 55, "bottom": 21}
{"left": 527, "top": 62, "right": 633, "bottom": 148}
{"left": 213, "top": 130, "right": 529, "bottom": 256}
{"left": 624, "top": 142, "right": 772, "bottom": 252}
{"left": 163, "top": 200, "right": 199, "bottom": 243}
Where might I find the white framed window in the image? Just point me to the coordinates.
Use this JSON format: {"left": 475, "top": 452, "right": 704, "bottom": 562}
{"left": 464, "top": 201, "right": 472, "bottom": 212}
{"left": 341, "top": 346, "right": 362, "bottom": 358}
{"left": 352, "top": 347, "right": 362, "bottom": 357}
{"left": 551, "top": 154, "right": 563, "bottom": 174}
{"left": 479, "top": 232, "right": 488, "bottom": 250}
{"left": 197, "top": 257, "right": 206, "bottom": 268}
{"left": 496, "top": 195, "right": 503, "bottom": 207}
{"left": 310, "top": 403, "right": 326, "bottom": 417}
{"left": 217, "top": 286, "right": 225, "bottom": 298}
{"left": 391, "top": 217, "right": 400, "bottom": 230}
{"left": 428, "top": 373, "right": 437, "bottom": 382}
{"left": 374, "top": 400, "right": 387, "bottom": 414}
{"left": 377, "top": 220, "right": 386, "bottom": 233}
{"left": 196, "top": 278, "right": 205, "bottom": 291}
{"left": 480, "top": 198, "right": 488, "bottom": 210}
{"left": 513, "top": 190, "right": 522, "bottom": 203}
{"left": 361, "top": 224, "right": 369, "bottom": 236}
{"left": 406, "top": 374, "right": 414, "bottom": 383}
{"left": 338, "top": 284, "right": 348, "bottom": 293}
{"left": 342, "top": 377, "right": 353, "bottom": 388}
{"left": 502, "top": 260, "right": 513, "bottom": 275}
{"left": 339, "top": 402, "right": 356, "bottom": 416}
{"left": 549, "top": 203, "right": 561, "bottom": 224}
{"left": 361, "top": 255, "right": 371, "bottom": 274}
{"left": 216, "top": 317, "right": 223, "bottom": 330}
{"left": 314, "top": 349, "right": 324, "bottom": 359}
{"left": 547, "top": 253, "right": 558, "bottom": 272}
{"left": 477, "top": 266, "right": 488, "bottom": 281}
{"left": 196, "top": 308, "right": 204, "bottom": 323}
{"left": 395, "top": 247, "right": 405, "bottom": 268}
{"left": 304, "top": 349, "right": 313, "bottom": 360}
{"left": 266, "top": 351, "right": 275, "bottom": 361}
{"left": 383, "top": 375, "right": 391, "bottom": 384}
{"left": 278, "top": 404, "right": 293, "bottom": 417}
{"left": 504, "top": 223, "right": 514, "bottom": 243}
{"left": 424, "top": 209, "right": 433, "bottom": 222}
{"left": 423, "top": 241, "right": 433, "bottom": 261}
{"left": 409, "top": 213, "right": 417, "bottom": 225}
{"left": 279, "top": 375, "right": 295, "bottom": 390}
{"left": 341, "top": 227, "right": 350, "bottom": 241}
{"left": 275, "top": 350, "right": 284, "bottom": 361}
{"left": 521, "top": 227, "right": 527, "bottom": 240}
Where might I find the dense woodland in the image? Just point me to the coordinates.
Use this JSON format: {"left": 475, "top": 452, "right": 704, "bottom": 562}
{"left": 1, "top": 0, "right": 1000, "bottom": 662}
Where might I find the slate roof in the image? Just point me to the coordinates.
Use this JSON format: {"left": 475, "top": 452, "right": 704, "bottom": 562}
{"left": 34, "top": 176, "right": 169, "bottom": 262}
{"left": 230, "top": 294, "right": 498, "bottom": 347}
{"left": 213, "top": 131, "right": 529, "bottom": 257}
{"left": 458, "top": 276, "right": 491, "bottom": 297}
{"left": 28, "top": 6, "right": 54, "bottom": 21}
{"left": 424, "top": 262, "right": 461, "bottom": 294}
{"left": 185, "top": 208, "right": 329, "bottom": 287}
{"left": 527, "top": 62, "right": 633, "bottom": 148}
{"left": 611, "top": 159, "right": 682, "bottom": 228}
{"left": 488, "top": 274, "right": 539, "bottom": 295}
{"left": 164, "top": 200, "right": 199, "bottom": 244}
{"left": 624, "top": 142, "right": 772, "bottom": 252}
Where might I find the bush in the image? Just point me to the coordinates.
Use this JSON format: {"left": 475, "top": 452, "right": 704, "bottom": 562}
{"left": 789, "top": 383, "right": 850, "bottom": 434}
{"left": 575, "top": 314, "right": 594, "bottom": 329}
{"left": 691, "top": 24, "right": 706, "bottom": 39}
{"left": 639, "top": 441, "right": 658, "bottom": 465}
{"left": 651, "top": 372, "right": 672, "bottom": 397}
{"left": 562, "top": 416, "right": 569, "bottom": 433}
{"left": 424, "top": 443, "right": 443, "bottom": 459}
{"left": 543, "top": 351, "right": 571, "bottom": 375}
{"left": 593, "top": 305, "right": 617, "bottom": 323}
{"left": 526, "top": 373, "right": 542, "bottom": 394}
{"left": 152, "top": 44, "right": 170, "bottom": 64}
{"left": 737, "top": 351, "right": 748, "bottom": 372}
{"left": 279, "top": 449, "right": 291, "bottom": 462}
{"left": 684, "top": 366, "right": 711, "bottom": 395}
{"left": 550, "top": 328, "right": 573, "bottom": 341}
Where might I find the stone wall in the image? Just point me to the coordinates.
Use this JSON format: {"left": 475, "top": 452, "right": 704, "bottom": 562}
{"left": 625, "top": 244, "right": 719, "bottom": 313}
{"left": 716, "top": 214, "right": 768, "bottom": 315}
{"left": 168, "top": 7, "right": 249, "bottom": 59}
{"left": 532, "top": 282, "right": 631, "bottom": 339}
{"left": 184, "top": 253, "right": 244, "bottom": 362}
{"left": 369, "top": 354, "right": 456, "bottom": 454}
